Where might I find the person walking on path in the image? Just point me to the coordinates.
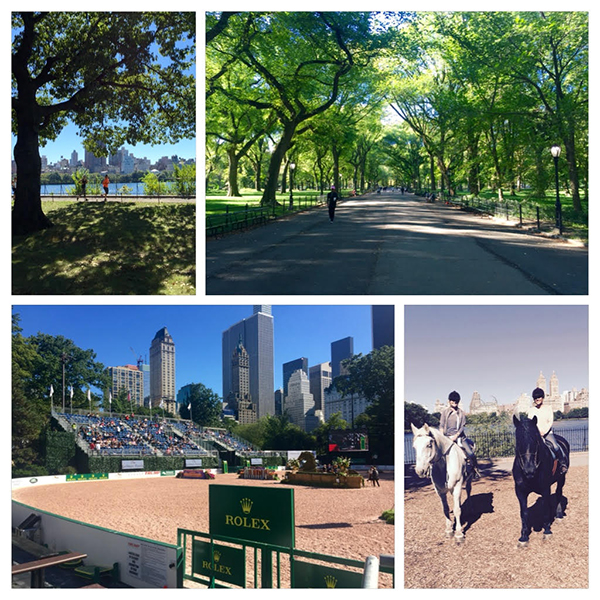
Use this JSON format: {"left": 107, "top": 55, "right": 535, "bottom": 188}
{"left": 102, "top": 175, "right": 110, "bottom": 200}
{"left": 79, "top": 174, "right": 88, "bottom": 201}
{"left": 327, "top": 185, "right": 339, "bottom": 222}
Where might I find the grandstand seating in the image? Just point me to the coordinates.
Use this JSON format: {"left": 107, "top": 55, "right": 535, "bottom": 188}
{"left": 56, "top": 413, "right": 230, "bottom": 458}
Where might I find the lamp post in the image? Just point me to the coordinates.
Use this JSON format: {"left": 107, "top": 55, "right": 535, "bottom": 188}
{"left": 550, "top": 145, "right": 562, "bottom": 234}
{"left": 289, "top": 162, "right": 295, "bottom": 209}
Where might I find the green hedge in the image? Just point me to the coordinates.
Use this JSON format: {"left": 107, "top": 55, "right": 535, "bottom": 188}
{"left": 80, "top": 452, "right": 220, "bottom": 474}
{"left": 45, "top": 430, "right": 77, "bottom": 474}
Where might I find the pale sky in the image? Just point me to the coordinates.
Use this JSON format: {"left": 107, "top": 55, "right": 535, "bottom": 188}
{"left": 404, "top": 305, "right": 589, "bottom": 412}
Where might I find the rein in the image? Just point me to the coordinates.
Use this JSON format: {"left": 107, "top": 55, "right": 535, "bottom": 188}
{"left": 516, "top": 433, "right": 542, "bottom": 472}
{"left": 423, "top": 434, "right": 451, "bottom": 479}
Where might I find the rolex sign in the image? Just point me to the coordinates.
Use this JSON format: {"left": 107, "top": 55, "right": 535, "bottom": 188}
{"left": 209, "top": 485, "right": 295, "bottom": 547}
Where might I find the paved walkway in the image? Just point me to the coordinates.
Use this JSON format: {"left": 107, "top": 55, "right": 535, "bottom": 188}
{"left": 206, "top": 191, "right": 587, "bottom": 295}
{"left": 41, "top": 195, "right": 195, "bottom": 203}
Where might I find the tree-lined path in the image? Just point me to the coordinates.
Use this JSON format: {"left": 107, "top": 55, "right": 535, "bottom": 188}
{"left": 206, "top": 191, "right": 587, "bottom": 295}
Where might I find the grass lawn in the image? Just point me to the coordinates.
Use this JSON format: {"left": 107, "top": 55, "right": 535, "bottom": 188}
{"left": 12, "top": 201, "right": 195, "bottom": 295}
{"left": 205, "top": 188, "right": 345, "bottom": 220}
{"left": 454, "top": 189, "right": 588, "bottom": 242}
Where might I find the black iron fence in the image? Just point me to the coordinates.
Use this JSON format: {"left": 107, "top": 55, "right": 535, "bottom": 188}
{"left": 413, "top": 189, "right": 586, "bottom": 235}
{"left": 404, "top": 426, "right": 588, "bottom": 465}
{"left": 206, "top": 193, "right": 327, "bottom": 237}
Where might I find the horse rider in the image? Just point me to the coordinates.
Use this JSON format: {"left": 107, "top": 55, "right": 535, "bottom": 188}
{"left": 527, "top": 387, "right": 568, "bottom": 474}
{"left": 439, "top": 391, "right": 481, "bottom": 479}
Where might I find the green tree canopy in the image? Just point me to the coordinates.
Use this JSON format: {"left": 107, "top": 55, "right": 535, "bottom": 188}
{"left": 12, "top": 11, "right": 196, "bottom": 234}
{"left": 334, "top": 346, "right": 394, "bottom": 463}
{"left": 178, "top": 383, "right": 222, "bottom": 427}
{"left": 12, "top": 313, "right": 109, "bottom": 476}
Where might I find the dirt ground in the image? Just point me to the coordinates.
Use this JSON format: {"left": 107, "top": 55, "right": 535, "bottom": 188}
{"left": 13, "top": 472, "right": 395, "bottom": 587}
{"left": 404, "top": 461, "right": 588, "bottom": 589}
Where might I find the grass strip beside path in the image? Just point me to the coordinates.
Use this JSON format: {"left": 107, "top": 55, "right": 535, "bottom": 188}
{"left": 12, "top": 202, "right": 195, "bottom": 295}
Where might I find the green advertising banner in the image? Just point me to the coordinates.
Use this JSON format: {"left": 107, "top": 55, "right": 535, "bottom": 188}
{"left": 192, "top": 540, "right": 245, "bottom": 587}
{"left": 66, "top": 472, "right": 109, "bottom": 482}
{"left": 292, "top": 559, "right": 364, "bottom": 588}
{"left": 209, "top": 485, "right": 295, "bottom": 547}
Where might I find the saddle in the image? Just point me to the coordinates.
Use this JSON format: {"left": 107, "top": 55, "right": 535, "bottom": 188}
{"left": 543, "top": 439, "right": 563, "bottom": 476}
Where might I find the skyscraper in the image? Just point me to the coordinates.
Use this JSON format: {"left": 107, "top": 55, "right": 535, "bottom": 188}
{"left": 222, "top": 306, "right": 274, "bottom": 419}
{"left": 309, "top": 362, "right": 331, "bottom": 412}
{"left": 149, "top": 327, "right": 176, "bottom": 414}
{"left": 227, "top": 337, "right": 257, "bottom": 424}
{"left": 285, "top": 369, "right": 321, "bottom": 432}
{"left": 283, "top": 357, "right": 308, "bottom": 397}
{"left": 372, "top": 305, "right": 395, "bottom": 349}
{"left": 331, "top": 336, "right": 354, "bottom": 380}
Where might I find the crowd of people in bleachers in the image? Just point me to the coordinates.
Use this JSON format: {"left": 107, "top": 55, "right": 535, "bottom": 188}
{"left": 59, "top": 413, "right": 208, "bottom": 457}
{"left": 202, "top": 428, "right": 256, "bottom": 452}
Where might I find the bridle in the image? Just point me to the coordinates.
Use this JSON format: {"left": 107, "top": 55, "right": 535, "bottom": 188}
{"left": 516, "top": 430, "right": 542, "bottom": 473}
{"left": 415, "top": 432, "right": 444, "bottom": 479}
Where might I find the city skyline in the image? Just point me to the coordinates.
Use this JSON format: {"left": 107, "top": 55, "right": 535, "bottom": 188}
{"left": 13, "top": 305, "right": 378, "bottom": 405}
{"left": 11, "top": 122, "right": 196, "bottom": 168}
{"left": 405, "top": 305, "right": 589, "bottom": 412}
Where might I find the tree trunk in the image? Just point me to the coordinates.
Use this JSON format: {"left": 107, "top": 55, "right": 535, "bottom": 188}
{"left": 261, "top": 121, "right": 296, "bottom": 206}
{"left": 226, "top": 147, "right": 241, "bottom": 197}
{"left": 564, "top": 132, "right": 582, "bottom": 212}
{"left": 12, "top": 104, "right": 53, "bottom": 235}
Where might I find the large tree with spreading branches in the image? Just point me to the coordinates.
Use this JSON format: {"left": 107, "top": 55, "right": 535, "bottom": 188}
{"left": 11, "top": 11, "right": 195, "bottom": 235}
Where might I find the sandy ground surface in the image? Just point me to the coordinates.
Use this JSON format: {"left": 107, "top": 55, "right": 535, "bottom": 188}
{"left": 13, "top": 472, "right": 395, "bottom": 588}
{"left": 404, "top": 460, "right": 588, "bottom": 589}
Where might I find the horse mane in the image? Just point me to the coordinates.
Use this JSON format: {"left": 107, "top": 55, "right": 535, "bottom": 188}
{"left": 514, "top": 414, "right": 542, "bottom": 442}
{"left": 427, "top": 426, "right": 455, "bottom": 456}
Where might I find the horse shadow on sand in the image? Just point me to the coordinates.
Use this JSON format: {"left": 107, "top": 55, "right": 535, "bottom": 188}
{"left": 520, "top": 491, "right": 570, "bottom": 533}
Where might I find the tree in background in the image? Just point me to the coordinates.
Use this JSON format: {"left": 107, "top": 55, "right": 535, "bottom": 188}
{"left": 12, "top": 313, "right": 109, "bottom": 476}
{"left": 178, "top": 383, "right": 222, "bottom": 428}
{"left": 334, "top": 346, "right": 394, "bottom": 464}
{"left": 12, "top": 12, "right": 195, "bottom": 235}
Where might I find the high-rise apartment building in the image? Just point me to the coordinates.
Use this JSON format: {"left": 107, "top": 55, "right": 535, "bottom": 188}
{"left": 149, "top": 327, "right": 176, "bottom": 414}
{"left": 222, "top": 306, "right": 274, "bottom": 419}
{"left": 372, "top": 305, "right": 395, "bottom": 350}
{"left": 108, "top": 364, "right": 144, "bottom": 407}
{"left": 331, "top": 336, "right": 354, "bottom": 380}
{"left": 309, "top": 362, "right": 331, "bottom": 412}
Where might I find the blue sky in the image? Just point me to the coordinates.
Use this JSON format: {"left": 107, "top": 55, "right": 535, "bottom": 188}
{"left": 404, "top": 305, "right": 589, "bottom": 411}
{"left": 10, "top": 14, "right": 196, "bottom": 166}
{"left": 13, "top": 305, "right": 382, "bottom": 399}
{"left": 13, "top": 123, "right": 196, "bottom": 165}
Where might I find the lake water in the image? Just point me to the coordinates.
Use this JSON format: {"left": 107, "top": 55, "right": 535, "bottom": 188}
{"left": 41, "top": 182, "right": 158, "bottom": 196}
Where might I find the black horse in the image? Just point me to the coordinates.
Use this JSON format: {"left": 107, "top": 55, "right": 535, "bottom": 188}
{"left": 512, "top": 415, "right": 570, "bottom": 546}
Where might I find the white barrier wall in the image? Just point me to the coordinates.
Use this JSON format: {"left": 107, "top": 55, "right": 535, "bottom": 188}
{"left": 12, "top": 500, "right": 181, "bottom": 588}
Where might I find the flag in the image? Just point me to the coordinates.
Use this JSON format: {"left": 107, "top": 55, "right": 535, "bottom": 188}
{"left": 109, "top": 392, "right": 112, "bottom": 405}
{"left": 188, "top": 403, "right": 191, "bottom": 411}
{"left": 87, "top": 389, "right": 91, "bottom": 402}
{"left": 49, "top": 384, "right": 54, "bottom": 397}
{"left": 69, "top": 386, "right": 74, "bottom": 399}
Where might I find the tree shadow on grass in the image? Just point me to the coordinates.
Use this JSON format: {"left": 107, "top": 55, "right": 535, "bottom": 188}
{"left": 12, "top": 203, "right": 196, "bottom": 295}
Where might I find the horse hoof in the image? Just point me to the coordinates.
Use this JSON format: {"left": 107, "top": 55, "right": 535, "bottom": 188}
{"left": 517, "top": 540, "right": 529, "bottom": 548}
{"left": 455, "top": 536, "right": 465, "bottom": 545}
{"left": 445, "top": 531, "right": 453, "bottom": 539}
